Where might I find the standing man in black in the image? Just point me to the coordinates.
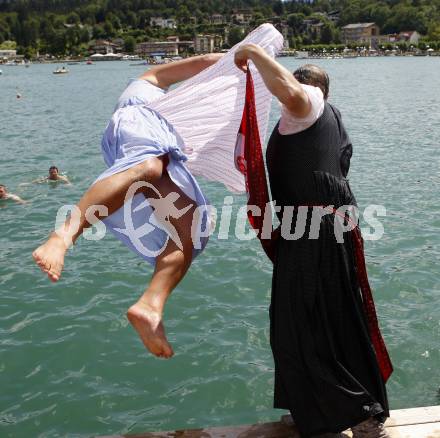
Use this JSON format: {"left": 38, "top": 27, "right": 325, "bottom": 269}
{"left": 234, "top": 45, "right": 392, "bottom": 438}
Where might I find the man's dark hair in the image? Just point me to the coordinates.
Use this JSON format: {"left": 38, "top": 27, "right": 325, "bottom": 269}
{"left": 294, "top": 64, "right": 330, "bottom": 100}
{"left": 0, "top": 184, "right": 5, "bottom": 189}
{"left": 49, "top": 166, "right": 58, "bottom": 172}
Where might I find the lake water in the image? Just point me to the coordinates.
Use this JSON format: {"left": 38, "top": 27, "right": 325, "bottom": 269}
{"left": 0, "top": 57, "right": 439, "bottom": 437}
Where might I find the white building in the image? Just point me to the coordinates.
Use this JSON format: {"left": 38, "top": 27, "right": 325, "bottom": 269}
{"left": 150, "top": 17, "right": 177, "bottom": 29}
{"left": 231, "top": 9, "right": 253, "bottom": 24}
{"left": 0, "top": 49, "right": 17, "bottom": 60}
{"left": 91, "top": 40, "right": 121, "bottom": 55}
{"left": 210, "top": 14, "right": 225, "bottom": 25}
{"left": 194, "top": 34, "right": 223, "bottom": 54}
{"left": 135, "top": 41, "right": 179, "bottom": 57}
{"left": 342, "top": 23, "right": 380, "bottom": 44}
{"left": 398, "top": 31, "right": 421, "bottom": 45}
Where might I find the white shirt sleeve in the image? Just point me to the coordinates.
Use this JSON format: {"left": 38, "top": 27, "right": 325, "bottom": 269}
{"left": 278, "top": 84, "right": 325, "bottom": 136}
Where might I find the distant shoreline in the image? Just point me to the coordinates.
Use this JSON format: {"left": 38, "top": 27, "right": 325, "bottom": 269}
{"left": 1, "top": 51, "right": 439, "bottom": 66}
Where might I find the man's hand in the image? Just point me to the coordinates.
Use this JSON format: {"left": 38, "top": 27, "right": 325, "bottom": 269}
{"left": 234, "top": 43, "right": 311, "bottom": 118}
{"left": 234, "top": 44, "right": 260, "bottom": 73}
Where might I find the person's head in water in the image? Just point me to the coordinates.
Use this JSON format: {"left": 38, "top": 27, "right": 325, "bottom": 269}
{"left": 0, "top": 184, "right": 7, "bottom": 198}
{"left": 294, "top": 64, "right": 329, "bottom": 100}
{"left": 48, "top": 166, "right": 59, "bottom": 180}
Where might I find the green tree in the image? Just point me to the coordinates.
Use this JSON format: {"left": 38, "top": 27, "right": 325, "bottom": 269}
{"left": 124, "top": 35, "right": 136, "bottom": 52}
{"left": 126, "top": 11, "right": 138, "bottom": 28}
{"left": 103, "top": 20, "right": 116, "bottom": 38}
{"left": 65, "top": 26, "right": 80, "bottom": 49}
{"left": 66, "top": 12, "right": 80, "bottom": 25}
{"left": 176, "top": 5, "right": 191, "bottom": 25}
{"left": 273, "top": 1, "right": 284, "bottom": 16}
{"left": 92, "top": 24, "right": 105, "bottom": 39}
{"left": 49, "top": 30, "right": 67, "bottom": 55}
{"left": 21, "top": 19, "right": 39, "bottom": 47}
{"left": 320, "top": 22, "right": 334, "bottom": 44}
{"left": 287, "top": 13, "right": 305, "bottom": 35}
{"left": 1, "top": 0, "right": 439, "bottom": 56}
{"left": 228, "top": 25, "right": 245, "bottom": 46}
{"left": 428, "top": 22, "right": 440, "bottom": 40}
{"left": 0, "top": 40, "right": 16, "bottom": 50}
{"left": 79, "top": 27, "right": 90, "bottom": 44}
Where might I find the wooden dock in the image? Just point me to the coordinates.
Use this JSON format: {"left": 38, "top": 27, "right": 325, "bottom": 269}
{"left": 100, "top": 405, "right": 440, "bottom": 438}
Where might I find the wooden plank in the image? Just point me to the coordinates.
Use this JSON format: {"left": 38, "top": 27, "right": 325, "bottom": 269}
{"left": 98, "top": 421, "right": 299, "bottom": 438}
{"left": 387, "top": 423, "right": 440, "bottom": 438}
{"left": 342, "top": 423, "right": 440, "bottom": 438}
{"left": 282, "top": 406, "right": 440, "bottom": 429}
{"left": 98, "top": 405, "right": 440, "bottom": 438}
{"left": 386, "top": 406, "right": 440, "bottom": 427}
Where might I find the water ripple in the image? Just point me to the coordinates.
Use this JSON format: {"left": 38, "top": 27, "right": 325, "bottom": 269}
{"left": 0, "top": 58, "right": 439, "bottom": 437}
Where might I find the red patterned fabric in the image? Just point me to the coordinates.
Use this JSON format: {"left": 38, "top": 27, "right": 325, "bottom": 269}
{"left": 236, "top": 68, "right": 392, "bottom": 382}
{"left": 235, "top": 68, "right": 277, "bottom": 262}
{"left": 351, "top": 227, "right": 393, "bottom": 382}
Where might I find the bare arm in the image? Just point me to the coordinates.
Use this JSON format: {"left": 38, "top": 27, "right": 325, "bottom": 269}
{"left": 58, "top": 175, "right": 71, "bottom": 185}
{"left": 139, "top": 53, "right": 224, "bottom": 89}
{"left": 234, "top": 44, "right": 311, "bottom": 118}
{"left": 8, "top": 194, "right": 26, "bottom": 204}
{"left": 32, "top": 177, "right": 47, "bottom": 184}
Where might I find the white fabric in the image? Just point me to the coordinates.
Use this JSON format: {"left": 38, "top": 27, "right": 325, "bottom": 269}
{"left": 114, "top": 78, "right": 165, "bottom": 111}
{"left": 278, "top": 84, "right": 325, "bottom": 135}
{"left": 149, "top": 23, "right": 284, "bottom": 193}
{"left": 97, "top": 81, "right": 210, "bottom": 265}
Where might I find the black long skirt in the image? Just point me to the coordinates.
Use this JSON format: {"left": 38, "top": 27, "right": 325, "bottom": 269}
{"left": 270, "top": 219, "right": 389, "bottom": 437}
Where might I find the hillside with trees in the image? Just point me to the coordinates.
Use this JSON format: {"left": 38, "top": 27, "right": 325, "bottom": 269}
{"left": 1, "top": 0, "right": 440, "bottom": 57}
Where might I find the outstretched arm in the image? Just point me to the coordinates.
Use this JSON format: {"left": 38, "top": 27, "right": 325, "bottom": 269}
{"left": 139, "top": 53, "right": 223, "bottom": 89}
{"left": 234, "top": 44, "right": 311, "bottom": 118}
{"left": 58, "top": 175, "right": 72, "bottom": 185}
{"left": 8, "top": 194, "right": 26, "bottom": 204}
{"left": 31, "top": 177, "right": 47, "bottom": 184}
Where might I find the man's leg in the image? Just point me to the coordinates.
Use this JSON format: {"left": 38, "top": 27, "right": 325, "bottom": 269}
{"left": 127, "top": 171, "right": 197, "bottom": 358}
{"left": 33, "top": 157, "right": 166, "bottom": 282}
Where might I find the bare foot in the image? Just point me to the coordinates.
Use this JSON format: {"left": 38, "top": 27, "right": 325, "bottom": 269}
{"left": 127, "top": 302, "right": 174, "bottom": 358}
{"left": 32, "top": 232, "right": 68, "bottom": 282}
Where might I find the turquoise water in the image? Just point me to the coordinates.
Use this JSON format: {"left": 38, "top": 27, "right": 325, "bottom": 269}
{"left": 0, "top": 57, "right": 439, "bottom": 437}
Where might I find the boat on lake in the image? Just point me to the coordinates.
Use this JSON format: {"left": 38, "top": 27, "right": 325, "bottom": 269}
{"left": 122, "top": 54, "right": 143, "bottom": 61}
{"left": 130, "top": 61, "right": 149, "bottom": 66}
{"left": 53, "top": 66, "right": 69, "bottom": 74}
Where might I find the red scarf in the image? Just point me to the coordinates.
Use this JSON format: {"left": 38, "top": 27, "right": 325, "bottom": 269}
{"left": 235, "top": 69, "right": 393, "bottom": 382}
{"left": 234, "top": 68, "right": 277, "bottom": 262}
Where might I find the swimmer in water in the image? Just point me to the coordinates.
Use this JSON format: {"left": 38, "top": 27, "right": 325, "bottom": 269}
{"left": 0, "top": 184, "right": 25, "bottom": 204}
{"left": 33, "top": 166, "right": 71, "bottom": 185}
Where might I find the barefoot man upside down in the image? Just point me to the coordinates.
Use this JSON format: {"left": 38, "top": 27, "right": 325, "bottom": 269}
{"left": 32, "top": 54, "right": 225, "bottom": 359}
{"left": 32, "top": 24, "right": 285, "bottom": 360}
